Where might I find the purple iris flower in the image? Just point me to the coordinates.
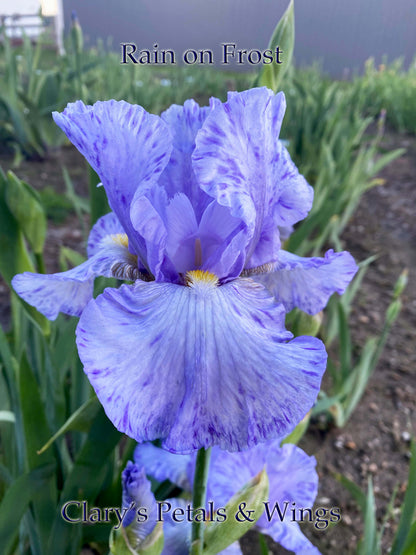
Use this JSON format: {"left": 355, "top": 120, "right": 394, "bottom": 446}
{"left": 121, "top": 462, "right": 241, "bottom": 554}
{"left": 121, "top": 462, "right": 158, "bottom": 536}
{"left": 12, "top": 87, "right": 357, "bottom": 453}
{"left": 133, "top": 440, "right": 321, "bottom": 554}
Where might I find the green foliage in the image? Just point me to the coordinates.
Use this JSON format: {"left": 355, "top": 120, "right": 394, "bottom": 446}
{"left": 110, "top": 521, "right": 164, "bottom": 555}
{"left": 38, "top": 186, "right": 74, "bottom": 223}
{"left": 5, "top": 171, "right": 47, "bottom": 254}
{"left": 282, "top": 67, "right": 405, "bottom": 255}
{"left": 313, "top": 269, "right": 407, "bottom": 427}
{"left": 202, "top": 469, "right": 269, "bottom": 555}
{"left": 257, "top": 0, "right": 294, "bottom": 92}
{"left": 0, "top": 168, "right": 49, "bottom": 332}
{"left": 335, "top": 441, "right": 416, "bottom": 554}
{"left": 0, "top": 29, "right": 253, "bottom": 160}
{"left": 351, "top": 57, "right": 416, "bottom": 135}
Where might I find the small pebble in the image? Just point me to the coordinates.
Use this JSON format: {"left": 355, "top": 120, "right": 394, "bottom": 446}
{"left": 334, "top": 438, "right": 344, "bottom": 450}
{"left": 369, "top": 463, "right": 378, "bottom": 473}
{"left": 401, "top": 431, "right": 411, "bottom": 442}
{"left": 343, "top": 515, "right": 352, "bottom": 526}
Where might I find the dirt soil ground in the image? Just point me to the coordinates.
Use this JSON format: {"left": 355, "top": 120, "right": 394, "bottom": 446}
{"left": 0, "top": 131, "right": 415, "bottom": 554}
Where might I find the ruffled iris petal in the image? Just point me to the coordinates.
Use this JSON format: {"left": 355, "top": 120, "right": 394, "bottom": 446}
{"left": 193, "top": 88, "right": 313, "bottom": 268}
{"left": 12, "top": 237, "right": 135, "bottom": 320}
{"left": 160, "top": 100, "right": 211, "bottom": 219}
{"left": 164, "top": 194, "right": 199, "bottom": 275}
{"left": 206, "top": 442, "right": 317, "bottom": 514}
{"left": 121, "top": 462, "right": 157, "bottom": 536}
{"left": 76, "top": 278, "right": 327, "bottom": 453}
{"left": 207, "top": 442, "right": 320, "bottom": 555}
{"left": 199, "top": 202, "right": 248, "bottom": 280}
{"left": 265, "top": 521, "right": 321, "bottom": 555}
{"left": 257, "top": 249, "right": 359, "bottom": 314}
{"left": 87, "top": 211, "right": 125, "bottom": 257}
{"left": 53, "top": 100, "right": 172, "bottom": 260}
{"left": 130, "top": 185, "right": 178, "bottom": 281}
{"left": 161, "top": 498, "right": 242, "bottom": 555}
{"left": 161, "top": 498, "right": 192, "bottom": 555}
{"left": 134, "top": 443, "right": 192, "bottom": 490}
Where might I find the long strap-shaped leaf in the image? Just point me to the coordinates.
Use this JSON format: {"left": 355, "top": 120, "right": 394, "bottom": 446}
{"left": 0, "top": 463, "right": 55, "bottom": 555}
{"left": 47, "top": 407, "right": 121, "bottom": 555}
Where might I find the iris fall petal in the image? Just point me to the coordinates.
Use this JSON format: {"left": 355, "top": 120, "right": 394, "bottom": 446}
{"left": 257, "top": 249, "right": 359, "bottom": 314}
{"left": 76, "top": 277, "right": 327, "bottom": 453}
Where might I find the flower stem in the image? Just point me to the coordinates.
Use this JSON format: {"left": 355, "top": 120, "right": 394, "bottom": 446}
{"left": 190, "top": 447, "right": 212, "bottom": 555}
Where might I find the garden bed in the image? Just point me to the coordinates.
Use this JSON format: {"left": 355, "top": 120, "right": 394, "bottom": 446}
{"left": 0, "top": 129, "right": 414, "bottom": 554}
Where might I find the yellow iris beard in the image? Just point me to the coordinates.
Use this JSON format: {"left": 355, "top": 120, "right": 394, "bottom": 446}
{"left": 110, "top": 233, "right": 129, "bottom": 248}
{"left": 185, "top": 270, "right": 219, "bottom": 287}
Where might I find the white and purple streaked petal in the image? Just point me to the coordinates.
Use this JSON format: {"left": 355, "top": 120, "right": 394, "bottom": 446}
{"left": 202, "top": 228, "right": 248, "bottom": 282}
{"left": 134, "top": 443, "right": 192, "bottom": 490}
{"left": 207, "top": 442, "right": 320, "bottom": 554}
{"left": 76, "top": 276, "right": 326, "bottom": 453}
{"left": 162, "top": 498, "right": 243, "bottom": 555}
{"left": 163, "top": 197, "right": 249, "bottom": 281}
{"left": 193, "top": 88, "right": 313, "bottom": 267}
{"left": 219, "top": 542, "right": 243, "bottom": 555}
{"left": 122, "top": 462, "right": 157, "bottom": 536}
{"left": 161, "top": 498, "right": 191, "bottom": 555}
{"left": 160, "top": 100, "right": 212, "bottom": 219}
{"left": 53, "top": 100, "right": 172, "bottom": 259}
{"left": 271, "top": 145, "right": 313, "bottom": 230}
{"left": 264, "top": 520, "right": 321, "bottom": 555}
{"left": 263, "top": 443, "right": 318, "bottom": 512}
{"left": 257, "top": 249, "right": 359, "bottom": 315}
{"left": 130, "top": 185, "right": 178, "bottom": 282}
{"left": 278, "top": 224, "right": 294, "bottom": 241}
{"left": 198, "top": 201, "right": 248, "bottom": 280}
{"left": 87, "top": 211, "right": 125, "bottom": 257}
{"left": 165, "top": 194, "right": 199, "bottom": 274}
{"left": 12, "top": 237, "right": 136, "bottom": 320}
{"left": 206, "top": 443, "right": 317, "bottom": 517}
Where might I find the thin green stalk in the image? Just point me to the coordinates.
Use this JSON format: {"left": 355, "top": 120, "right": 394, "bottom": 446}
{"left": 34, "top": 253, "right": 46, "bottom": 274}
{"left": 190, "top": 447, "right": 212, "bottom": 555}
{"left": 258, "top": 532, "right": 270, "bottom": 554}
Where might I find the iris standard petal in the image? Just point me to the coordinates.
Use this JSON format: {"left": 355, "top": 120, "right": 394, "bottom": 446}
{"left": 160, "top": 100, "right": 212, "bottom": 219}
{"left": 130, "top": 185, "right": 178, "bottom": 282}
{"left": 12, "top": 235, "right": 137, "bottom": 320}
{"left": 164, "top": 194, "right": 199, "bottom": 274}
{"left": 257, "top": 249, "right": 359, "bottom": 315}
{"left": 134, "top": 443, "right": 192, "bottom": 490}
{"left": 199, "top": 202, "right": 248, "bottom": 280}
{"left": 53, "top": 100, "right": 172, "bottom": 261}
{"left": 193, "top": 88, "right": 313, "bottom": 267}
{"left": 131, "top": 191, "right": 248, "bottom": 281}
{"left": 76, "top": 276, "right": 327, "bottom": 453}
